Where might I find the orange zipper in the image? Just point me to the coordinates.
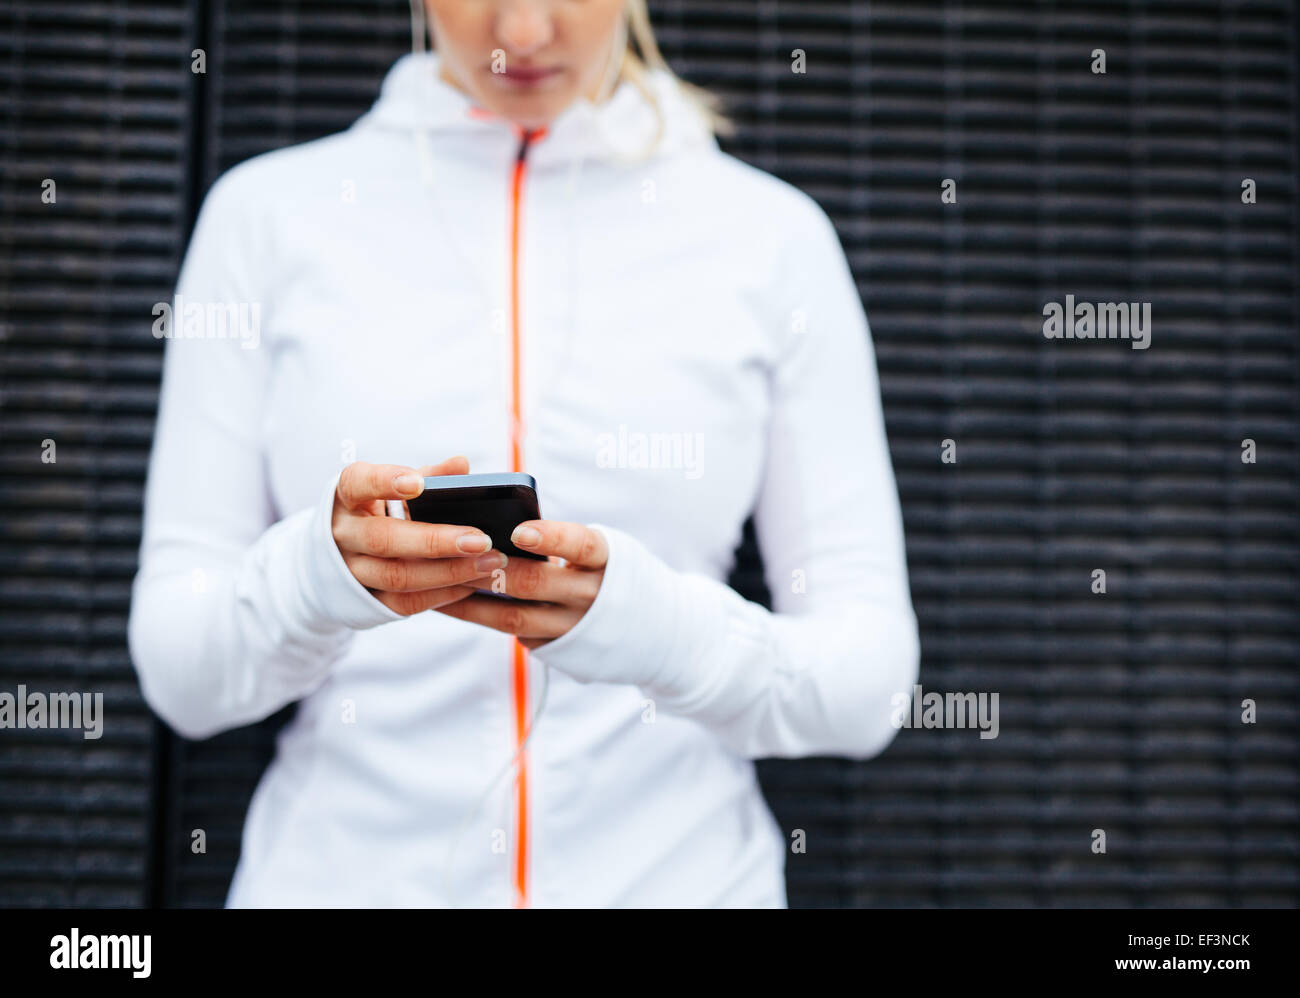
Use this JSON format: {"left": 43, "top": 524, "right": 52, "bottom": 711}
{"left": 507, "top": 124, "right": 546, "bottom": 908}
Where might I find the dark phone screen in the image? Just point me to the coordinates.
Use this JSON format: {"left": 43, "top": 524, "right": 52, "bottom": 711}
{"left": 404, "top": 483, "right": 545, "bottom": 562}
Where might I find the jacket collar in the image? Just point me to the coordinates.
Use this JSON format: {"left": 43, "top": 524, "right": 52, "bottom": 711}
{"left": 353, "top": 50, "right": 716, "bottom": 171}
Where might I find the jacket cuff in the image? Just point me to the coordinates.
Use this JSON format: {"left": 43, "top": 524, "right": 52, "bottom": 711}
{"left": 297, "top": 469, "right": 407, "bottom": 631}
{"left": 530, "top": 523, "right": 728, "bottom": 699}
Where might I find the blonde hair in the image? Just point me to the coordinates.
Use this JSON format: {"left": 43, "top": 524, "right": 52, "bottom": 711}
{"left": 412, "top": 0, "right": 736, "bottom": 147}
{"left": 620, "top": 0, "right": 735, "bottom": 141}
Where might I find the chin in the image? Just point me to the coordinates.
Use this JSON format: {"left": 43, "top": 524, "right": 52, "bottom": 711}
{"left": 480, "top": 79, "right": 574, "bottom": 124}
{"left": 500, "top": 98, "right": 568, "bottom": 131}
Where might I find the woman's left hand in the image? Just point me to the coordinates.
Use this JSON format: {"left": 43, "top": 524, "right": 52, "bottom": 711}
{"left": 434, "top": 520, "right": 608, "bottom": 649}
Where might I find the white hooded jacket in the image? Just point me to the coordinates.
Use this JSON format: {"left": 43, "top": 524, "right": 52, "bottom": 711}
{"left": 127, "top": 50, "right": 920, "bottom": 908}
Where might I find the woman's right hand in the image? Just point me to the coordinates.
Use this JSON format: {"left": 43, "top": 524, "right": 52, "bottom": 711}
{"left": 330, "top": 456, "right": 506, "bottom": 616}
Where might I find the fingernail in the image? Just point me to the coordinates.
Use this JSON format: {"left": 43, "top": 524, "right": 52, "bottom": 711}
{"left": 394, "top": 473, "right": 422, "bottom": 496}
{"left": 457, "top": 532, "right": 492, "bottom": 553}
{"left": 476, "top": 551, "right": 507, "bottom": 572}
{"left": 511, "top": 525, "right": 541, "bottom": 547}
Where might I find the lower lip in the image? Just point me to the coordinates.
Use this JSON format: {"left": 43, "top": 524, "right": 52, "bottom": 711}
{"left": 496, "top": 68, "right": 562, "bottom": 89}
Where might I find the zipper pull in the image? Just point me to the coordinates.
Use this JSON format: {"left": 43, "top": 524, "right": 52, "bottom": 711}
{"left": 516, "top": 127, "right": 547, "bottom": 162}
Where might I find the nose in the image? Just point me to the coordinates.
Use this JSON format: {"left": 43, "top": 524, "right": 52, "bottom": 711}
{"left": 496, "top": 0, "right": 554, "bottom": 58}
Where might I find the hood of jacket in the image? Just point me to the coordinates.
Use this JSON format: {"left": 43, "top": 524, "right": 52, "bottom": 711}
{"left": 352, "top": 49, "right": 718, "bottom": 178}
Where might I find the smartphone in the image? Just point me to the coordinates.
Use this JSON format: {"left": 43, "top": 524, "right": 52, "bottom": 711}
{"left": 403, "top": 472, "right": 546, "bottom": 562}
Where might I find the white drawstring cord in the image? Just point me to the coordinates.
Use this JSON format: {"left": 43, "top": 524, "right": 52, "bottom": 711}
{"left": 415, "top": 126, "right": 436, "bottom": 188}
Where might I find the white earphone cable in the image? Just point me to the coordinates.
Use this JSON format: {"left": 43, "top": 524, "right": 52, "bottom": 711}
{"left": 409, "top": 0, "right": 627, "bottom": 908}
{"left": 441, "top": 652, "right": 550, "bottom": 908}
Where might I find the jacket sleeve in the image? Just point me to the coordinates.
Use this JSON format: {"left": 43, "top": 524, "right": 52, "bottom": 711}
{"left": 531, "top": 195, "right": 920, "bottom": 760}
{"left": 127, "top": 169, "right": 404, "bottom": 741}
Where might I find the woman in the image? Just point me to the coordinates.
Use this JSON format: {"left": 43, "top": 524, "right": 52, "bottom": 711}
{"left": 128, "top": 0, "right": 920, "bottom": 908}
